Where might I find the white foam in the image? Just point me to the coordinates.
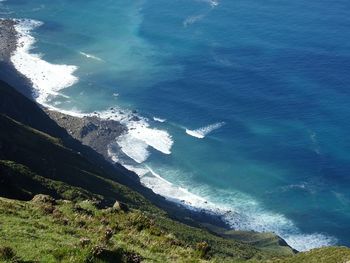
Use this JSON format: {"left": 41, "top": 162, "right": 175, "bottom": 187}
{"left": 134, "top": 165, "right": 210, "bottom": 207}
{"left": 219, "top": 197, "right": 337, "bottom": 251}
{"left": 184, "top": 0, "right": 218, "bottom": 28}
{"left": 197, "top": 0, "right": 219, "bottom": 8}
{"left": 106, "top": 144, "right": 338, "bottom": 253}
{"left": 45, "top": 105, "right": 172, "bottom": 165}
{"left": 10, "top": 18, "right": 335, "bottom": 253}
{"left": 209, "top": 0, "right": 219, "bottom": 7}
{"left": 186, "top": 122, "right": 225, "bottom": 139}
{"left": 183, "top": 14, "right": 205, "bottom": 27}
{"left": 284, "top": 234, "right": 337, "bottom": 252}
{"left": 153, "top": 117, "right": 166, "bottom": 123}
{"left": 117, "top": 133, "right": 150, "bottom": 163}
{"left": 92, "top": 108, "right": 173, "bottom": 163}
{"left": 128, "top": 123, "right": 172, "bottom": 155}
{"left": 11, "top": 19, "right": 78, "bottom": 105}
{"left": 79, "top": 51, "right": 103, "bottom": 62}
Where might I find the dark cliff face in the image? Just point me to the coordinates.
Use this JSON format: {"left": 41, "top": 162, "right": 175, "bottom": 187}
{"left": 0, "top": 80, "right": 140, "bottom": 184}
{"left": 0, "top": 80, "right": 230, "bottom": 227}
{"left": 0, "top": 80, "right": 299, "bottom": 257}
{"left": 0, "top": 80, "right": 68, "bottom": 138}
{"left": 0, "top": 20, "right": 34, "bottom": 98}
{"left": 0, "top": 80, "right": 153, "bottom": 193}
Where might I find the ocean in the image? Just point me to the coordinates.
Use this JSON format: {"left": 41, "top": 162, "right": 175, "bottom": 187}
{"left": 1, "top": 0, "right": 350, "bottom": 251}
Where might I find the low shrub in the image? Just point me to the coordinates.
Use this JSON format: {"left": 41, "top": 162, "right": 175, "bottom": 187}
{"left": 196, "top": 241, "right": 211, "bottom": 259}
{"left": 0, "top": 246, "right": 15, "bottom": 260}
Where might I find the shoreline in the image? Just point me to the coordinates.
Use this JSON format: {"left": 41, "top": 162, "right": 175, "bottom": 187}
{"left": 1, "top": 17, "right": 335, "bottom": 252}
{"left": 0, "top": 17, "right": 235, "bottom": 232}
{"left": 45, "top": 109, "right": 127, "bottom": 161}
{"left": 0, "top": 19, "right": 34, "bottom": 98}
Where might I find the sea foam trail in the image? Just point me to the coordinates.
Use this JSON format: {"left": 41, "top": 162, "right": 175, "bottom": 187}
{"left": 186, "top": 122, "right": 225, "bottom": 138}
{"left": 79, "top": 51, "right": 103, "bottom": 62}
{"left": 11, "top": 19, "right": 78, "bottom": 105}
{"left": 198, "top": 0, "right": 219, "bottom": 8}
{"left": 183, "top": 14, "right": 205, "bottom": 27}
{"left": 153, "top": 117, "right": 166, "bottom": 123}
{"left": 184, "top": 0, "right": 219, "bottom": 27}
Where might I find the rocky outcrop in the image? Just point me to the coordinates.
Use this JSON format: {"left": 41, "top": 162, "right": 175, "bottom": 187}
{"left": 0, "top": 19, "right": 17, "bottom": 62}
{"left": 31, "top": 194, "right": 56, "bottom": 205}
{"left": 113, "top": 200, "right": 129, "bottom": 212}
{"left": 46, "top": 110, "right": 126, "bottom": 160}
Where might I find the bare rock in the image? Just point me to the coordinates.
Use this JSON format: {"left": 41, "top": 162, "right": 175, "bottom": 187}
{"left": 31, "top": 194, "right": 56, "bottom": 205}
{"left": 112, "top": 200, "right": 129, "bottom": 212}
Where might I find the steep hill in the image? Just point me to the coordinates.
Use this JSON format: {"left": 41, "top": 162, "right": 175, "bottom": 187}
{"left": 0, "top": 80, "right": 349, "bottom": 262}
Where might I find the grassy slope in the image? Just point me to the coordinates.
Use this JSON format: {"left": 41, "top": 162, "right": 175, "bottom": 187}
{"left": 0, "top": 114, "right": 157, "bottom": 212}
{"left": 0, "top": 195, "right": 266, "bottom": 262}
{"left": 0, "top": 115, "right": 293, "bottom": 261}
{"left": 0, "top": 196, "right": 212, "bottom": 263}
{"left": 0, "top": 81, "right": 349, "bottom": 262}
{"left": 0, "top": 79, "right": 248, "bottom": 227}
{"left": 1, "top": 197, "right": 350, "bottom": 263}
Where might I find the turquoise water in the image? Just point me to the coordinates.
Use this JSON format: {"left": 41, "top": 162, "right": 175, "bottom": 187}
{"left": 1, "top": 0, "right": 350, "bottom": 251}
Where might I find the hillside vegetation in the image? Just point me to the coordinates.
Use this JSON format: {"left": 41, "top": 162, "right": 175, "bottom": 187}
{"left": 0, "top": 80, "right": 349, "bottom": 262}
{"left": 0, "top": 195, "right": 349, "bottom": 263}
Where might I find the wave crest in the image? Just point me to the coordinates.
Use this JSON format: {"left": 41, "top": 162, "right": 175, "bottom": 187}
{"left": 186, "top": 122, "right": 225, "bottom": 138}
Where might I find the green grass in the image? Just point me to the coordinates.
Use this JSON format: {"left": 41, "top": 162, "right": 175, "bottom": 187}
{"left": 270, "top": 246, "right": 350, "bottom": 263}
{"left": 1, "top": 81, "right": 349, "bottom": 262}
{"left": 0, "top": 114, "right": 298, "bottom": 261}
{"left": 1, "top": 197, "right": 349, "bottom": 263}
{"left": 0, "top": 197, "right": 259, "bottom": 262}
{"left": 0, "top": 113, "right": 161, "bottom": 213}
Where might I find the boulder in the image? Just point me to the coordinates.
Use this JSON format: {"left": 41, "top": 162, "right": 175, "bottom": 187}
{"left": 112, "top": 200, "right": 128, "bottom": 212}
{"left": 31, "top": 194, "right": 56, "bottom": 205}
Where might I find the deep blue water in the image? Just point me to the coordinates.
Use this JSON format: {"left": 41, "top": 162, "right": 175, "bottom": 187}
{"left": 1, "top": 0, "right": 350, "bottom": 251}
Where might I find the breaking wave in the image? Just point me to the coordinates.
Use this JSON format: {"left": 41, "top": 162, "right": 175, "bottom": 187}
{"left": 186, "top": 122, "right": 225, "bottom": 138}
{"left": 11, "top": 19, "right": 78, "bottom": 105}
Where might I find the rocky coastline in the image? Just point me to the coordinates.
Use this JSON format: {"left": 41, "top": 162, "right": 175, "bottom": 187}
{"left": 0, "top": 19, "right": 34, "bottom": 98}
{"left": 0, "top": 19, "right": 17, "bottom": 61}
{"left": 0, "top": 18, "right": 235, "bottom": 230}
{"left": 0, "top": 19, "right": 126, "bottom": 164}
{"left": 46, "top": 110, "right": 126, "bottom": 161}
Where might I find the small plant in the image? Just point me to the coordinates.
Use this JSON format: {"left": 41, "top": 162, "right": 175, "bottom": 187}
{"left": 52, "top": 208, "right": 62, "bottom": 218}
{"left": 79, "top": 238, "right": 91, "bottom": 248}
{"left": 125, "top": 252, "right": 142, "bottom": 263}
{"left": 100, "top": 217, "right": 109, "bottom": 225}
{"left": 90, "top": 245, "right": 106, "bottom": 258}
{"left": 148, "top": 225, "right": 162, "bottom": 236}
{"left": 76, "top": 218, "right": 86, "bottom": 228}
{"left": 102, "top": 228, "right": 114, "bottom": 244}
{"left": 128, "top": 212, "right": 152, "bottom": 231}
{"left": 0, "top": 246, "right": 15, "bottom": 260}
{"left": 40, "top": 204, "right": 55, "bottom": 215}
{"left": 73, "top": 204, "right": 93, "bottom": 216}
{"left": 196, "top": 241, "right": 211, "bottom": 259}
